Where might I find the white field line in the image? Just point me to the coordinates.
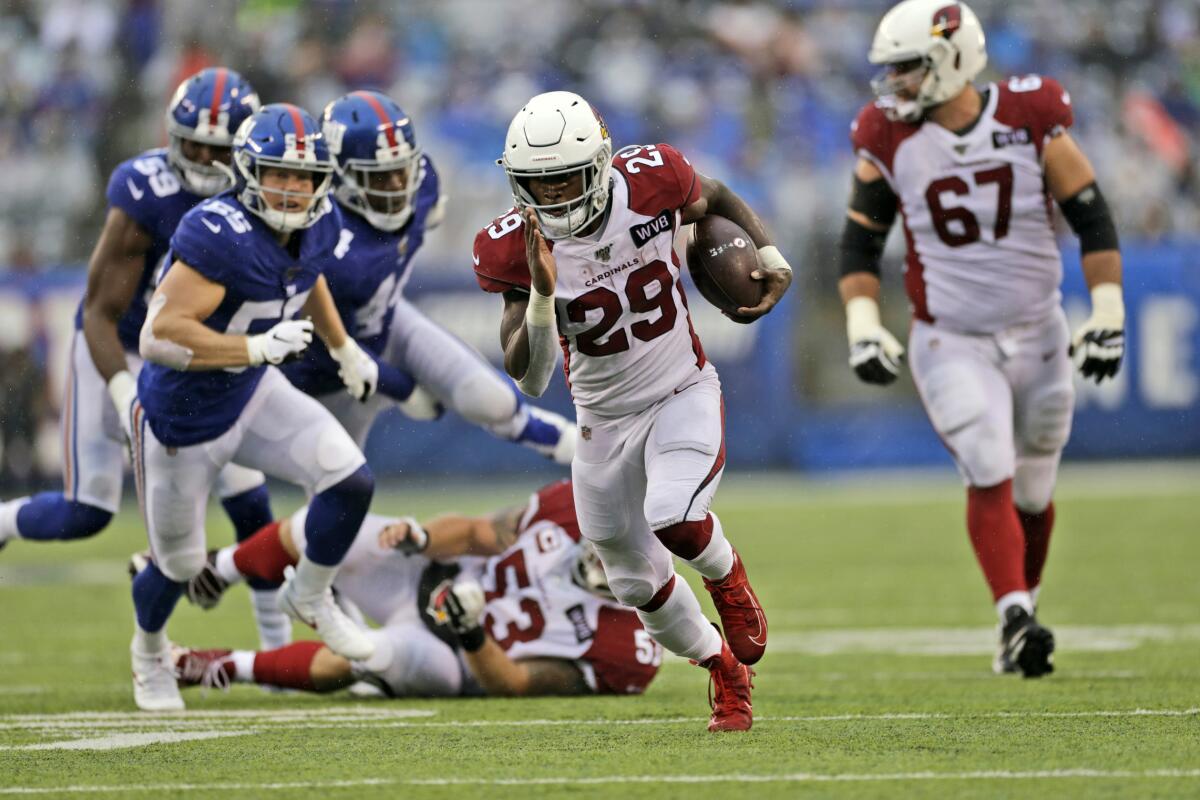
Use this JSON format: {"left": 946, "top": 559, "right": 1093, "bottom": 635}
{"left": 3, "top": 770, "right": 1200, "bottom": 794}
{"left": 0, "top": 730, "right": 255, "bottom": 751}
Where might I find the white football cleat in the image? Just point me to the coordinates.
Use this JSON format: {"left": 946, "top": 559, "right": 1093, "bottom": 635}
{"left": 279, "top": 574, "right": 375, "bottom": 661}
{"left": 131, "top": 639, "right": 185, "bottom": 711}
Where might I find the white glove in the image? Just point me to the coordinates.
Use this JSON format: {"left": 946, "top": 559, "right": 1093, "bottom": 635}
{"left": 1070, "top": 283, "right": 1124, "bottom": 384}
{"left": 845, "top": 296, "right": 905, "bottom": 385}
{"left": 330, "top": 339, "right": 378, "bottom": 402}
{"left": 107, "top": 370, "right": 137, "bottom": 442}
{"left": 246, "top": 319, "right": 313, "bottom": 366}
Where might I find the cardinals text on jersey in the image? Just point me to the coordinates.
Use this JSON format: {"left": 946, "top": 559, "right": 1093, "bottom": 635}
{"left": 473, "top": 143, "right": 707, "bottom": 416}
{"left": 852, "top": 75, "right": 1074, "bottom": 334}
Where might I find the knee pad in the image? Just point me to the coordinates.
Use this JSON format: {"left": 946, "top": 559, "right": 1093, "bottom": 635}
{"left": 315, "top": 425, "right": 363, "bottom": 477}
{"left": 923, "top": 368, "right": 1013, "bottom": 487}
{"left": 1013, "top": 454, "right": 1059, "bottom": 513}
{"left": 157, "top": 546, "right": 208, "bottom": 582}
{"left": 453, "top": 370, "right": 518, "bottom": 428}
{"left": 608, "top": 575, "right": 659, "bottom": 609}
{"left": 1020, "top": 385, "right": 1074, "bottom": 455}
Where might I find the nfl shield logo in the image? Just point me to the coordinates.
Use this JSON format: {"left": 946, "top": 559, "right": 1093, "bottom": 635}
{"left": 594, "top": 244, "right": 611, "bottom": 262}
{"left": 580, "top": 425, "right": 592, "bottom": 441}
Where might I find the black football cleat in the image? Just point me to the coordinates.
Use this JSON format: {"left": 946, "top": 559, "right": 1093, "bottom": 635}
{"left": 185, "top": 550, "right": 231, "bottom": 610}
{"left": 994, "top": 606, "right": 1055, "bottom": 678}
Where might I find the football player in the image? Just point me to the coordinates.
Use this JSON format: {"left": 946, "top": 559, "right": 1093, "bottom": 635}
{"left": 165, "top": 480, "right": 661, "bottom": 699}
{"left": 837, "top": 0, "right": 1124, "bottom": 676}
{"left": 280, "top": 90, "right": 576, "bottom": 461}
{"left": 473, "top": 92, "right": 793, "bottom": 731}
{"left": 129, "top": 103, "right": 382, "bottom": 710}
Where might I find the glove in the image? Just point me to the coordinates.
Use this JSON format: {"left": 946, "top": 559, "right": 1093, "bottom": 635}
{"left": 329, "top": 339, "right": 379, "bottom": 402}
{"left": 1070, "top": 283, "right": 1124, "bottom": 384}
{"left": 378, "top": 517, "right": 429, "bottom": 555}
{"left": 107, "top": 370, "right": 137, "bottom": 442}
{"left": 246, "top": 319, "right": 313, "bottom": 366}
{"left": 845, "top": 296, "right": 905, "bottom": 385}
{"left": 427, "top": 578, "right": 486, "bottom": 651}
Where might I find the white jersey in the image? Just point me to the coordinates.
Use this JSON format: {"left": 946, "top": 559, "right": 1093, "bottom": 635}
{"left": 290, "top": 480, "right": 662, "bottom": 694}
{"left": 474, "top": 143, "right": 710, "bottom": 417}
{"left": 852, "top": 75, "right": 1075, "bottom": 334}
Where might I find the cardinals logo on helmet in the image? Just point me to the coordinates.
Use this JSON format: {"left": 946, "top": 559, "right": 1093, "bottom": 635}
{"left": 931, "top": 4, "right": 962, "bottom": 38}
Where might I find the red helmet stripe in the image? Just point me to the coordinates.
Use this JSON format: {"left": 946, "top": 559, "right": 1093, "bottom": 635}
{"left": 284, "top": 103, "right": 307, "bottom": 153}
{"left": 209, "top": 68, "right": 228, "bottom": 122}
{"left": 353, "top": 90, "right": 398, "bottom": 149}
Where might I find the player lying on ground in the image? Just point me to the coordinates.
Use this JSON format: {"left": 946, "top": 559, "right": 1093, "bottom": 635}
{"left": 155, "top": 480, "right": 661, "bottom": 698}
{"left": 277, "top": 90, "right": 577, "bottom": 464}
{"left": 129, "top": 103, "right": 384, "bottom": 711}
{"left": 837, "top": 0, "right": 1124, "bottom": 677}
{"left": 474, "top": 91, "right": 793, "bottom": 731}
{"left": 0, "top": 69, "right": 287, "bottom": 650}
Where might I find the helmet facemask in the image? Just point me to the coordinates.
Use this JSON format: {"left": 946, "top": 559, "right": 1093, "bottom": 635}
{"left": 335, "top": 148, "right": 423, "bottom": 232}
{"left": 505, "top": 144, "right": 612, "bottom": 240}
{"left": 235, "top": 152, "right": 334, "bottom": 233}
{"left": 571, "top": 541, "right": 615, "bottom": 601}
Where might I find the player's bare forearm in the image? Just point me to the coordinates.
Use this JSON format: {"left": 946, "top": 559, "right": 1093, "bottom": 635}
{"left": 838, "top": 272, "right": 882, "bottom": 305}
{"left": 82, "top": 208, "right": 152, "bottom": 381}
{"left": 422, "top": 505, "right": 520, "bottom": 559}
{"left": 303, "top": 276, "right": 349, "bottom": 349}
{"left": 685, "top": 174, "right": 773, "bottom": 248}
{"left": 500, "top": 289, "right": 532, "bottom": 381}
{"left": 1080, "top": 249, "right": 1121, "bottom": 290}
{"left": 464, "top": 645, "right": 588, "bottom": 696}
{"left": 308, "top": 647, "right": 355, "bottom": 692}
{"left": 143, "top": 262, "right": 250, "bottom": 370}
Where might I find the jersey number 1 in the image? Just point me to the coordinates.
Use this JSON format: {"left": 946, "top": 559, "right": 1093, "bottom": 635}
{"left": 925, "top": 164, "right": 1013, "bottom": 247}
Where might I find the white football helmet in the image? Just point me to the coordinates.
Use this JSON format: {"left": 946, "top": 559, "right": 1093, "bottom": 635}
{"left": 500, "top": 91, "right": 612, "bottom": 239}
{"left": 868, "top": 0, "right": 987, "bottom": 122}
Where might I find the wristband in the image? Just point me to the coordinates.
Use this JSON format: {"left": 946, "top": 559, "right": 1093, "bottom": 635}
{"left": 756, "top": 245, "right": 791, "bottom": 273}
{"left": 526, "top": 286, "right": 556, "bottom": 328}
{"left": 1089, "top": 283, "right": 1125, "bottom": 329}
{"left": 458, "top": 626, "right": 486, "bottom": 652}
{"left": 845, "top": 296, "right": 883, "bottom": 343}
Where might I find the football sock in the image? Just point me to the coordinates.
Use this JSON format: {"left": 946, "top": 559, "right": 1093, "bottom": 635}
{"left": 221, "top": 484, "right": 275, "bottom": 587}
{"left": 966, "top": 480, "right": 1029, "bottom": 605}
{"left": 250, "top": 588, "right": 292, "bottom": 650}
{"left": 251, "top": 641, "right": 323, "bottom": 691}
{"left": 1017, "top": 502, "right": 1055, "bottom": 595}
{"left": 636, "top": 574, "right": 722, "bottom": 663}
{"left": 131, "top": 560, "right": 184, "bottom": 635}
{"left": 0, "top": 498, "right": 28, "bottom": 543}
{"left": 231, "top": 521, "right": 294, "bottom": 583}
{"left": 304, "top": 465, "right": 374, "bottom": 566}
{"left": 9, "top": 494, "right": 111, "bottom": 541}
{"left": 289, "top": 557, "right": 338, "bottom": 601}
{"left": 685, "top": 513, "right": 735, "bottom": 581}
{"left": 214, "top": 545, "right": 244, "bottom": 584}
{"left": 230, "top": 650, "right": 256, "bottom": 681}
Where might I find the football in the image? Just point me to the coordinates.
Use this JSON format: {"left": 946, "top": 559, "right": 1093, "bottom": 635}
{"left": 685, "top": 215, "right": 763, "bottom": 321}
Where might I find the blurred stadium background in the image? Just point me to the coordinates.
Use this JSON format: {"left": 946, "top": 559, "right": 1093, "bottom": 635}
{"left": 0, "top": 0, "right": 1197, "bottom": 484}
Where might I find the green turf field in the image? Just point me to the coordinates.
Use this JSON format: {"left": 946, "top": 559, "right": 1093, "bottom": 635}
{"left": 1, "top": 465, "right": 1198, "bottom": 799}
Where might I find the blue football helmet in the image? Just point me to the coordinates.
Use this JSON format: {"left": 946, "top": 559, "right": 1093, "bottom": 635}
{"left": 165, "top": 67, "right": 260, "bottom": 196}
{"left": 232, "top": 103, "right": 335, "bottom": 232}
{"left": 322, "top": 90, "right": 422, "bottom": 232}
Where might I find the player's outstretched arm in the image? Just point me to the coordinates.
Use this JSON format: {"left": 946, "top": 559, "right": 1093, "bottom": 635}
{"left": 303, "top": 275, "right": 378, "bottom": 401}
{"left": 837, "top": 158, "right": 906, "bottom": 386}
{"left": 499, "top": 209, "right": 559, "bottom": 397}
{"left": 467, "top": 649, "right": 590, "bottom": 697}
{"left": 1045, "top": 133, "right": 1124, "bottom": 383}
{"left": 682, "top": 174, "right": 793, "bottom": 321}
{"left": 81, "top": 207, "right": 153, "bottom": 424}
{"left": 380, "top": 504, "right": 522, "bottom": 559}
{"left": 139, "top": 260, "right": 305, "bottom": 371}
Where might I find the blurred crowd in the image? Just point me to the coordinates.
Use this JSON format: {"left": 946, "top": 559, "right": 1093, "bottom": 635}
{"left": 1, "top": 0, "right": 1199, "bottom": 272}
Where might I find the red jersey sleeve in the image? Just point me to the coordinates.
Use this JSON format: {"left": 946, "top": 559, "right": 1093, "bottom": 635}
{"left": 850, "top": 102, "right": 919, "bottom": 178}
{"left": 613, "top": 143, "right": 701, "bottom": 217}
{"left": 583, "top": 606, "right": 661, "bottom": 695}
{"left": 520, "top": 479, "right": 581, "bottom": 543}
{"left": 994, "top": 75, "right": 1074, "bottom": 155}
{"left": 473, "top": 209, "right": 531, "bottom": 293}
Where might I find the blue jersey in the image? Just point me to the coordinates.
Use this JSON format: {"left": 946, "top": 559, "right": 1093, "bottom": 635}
{"left": 75, "top": 148, "right": 204, "bottom": 352}
{"left": 138, "top": 194, "right": 343, "bottom": 447}
{"left": 282, "top": 155, "right": 441, "bottom": 397}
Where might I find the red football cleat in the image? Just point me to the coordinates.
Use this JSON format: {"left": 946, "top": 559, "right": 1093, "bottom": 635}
{"left": 703, "top": 549, "right": 767, "bottom": 665}
{"left": 698, "top": 638, "right": 754, "bottom": 733}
